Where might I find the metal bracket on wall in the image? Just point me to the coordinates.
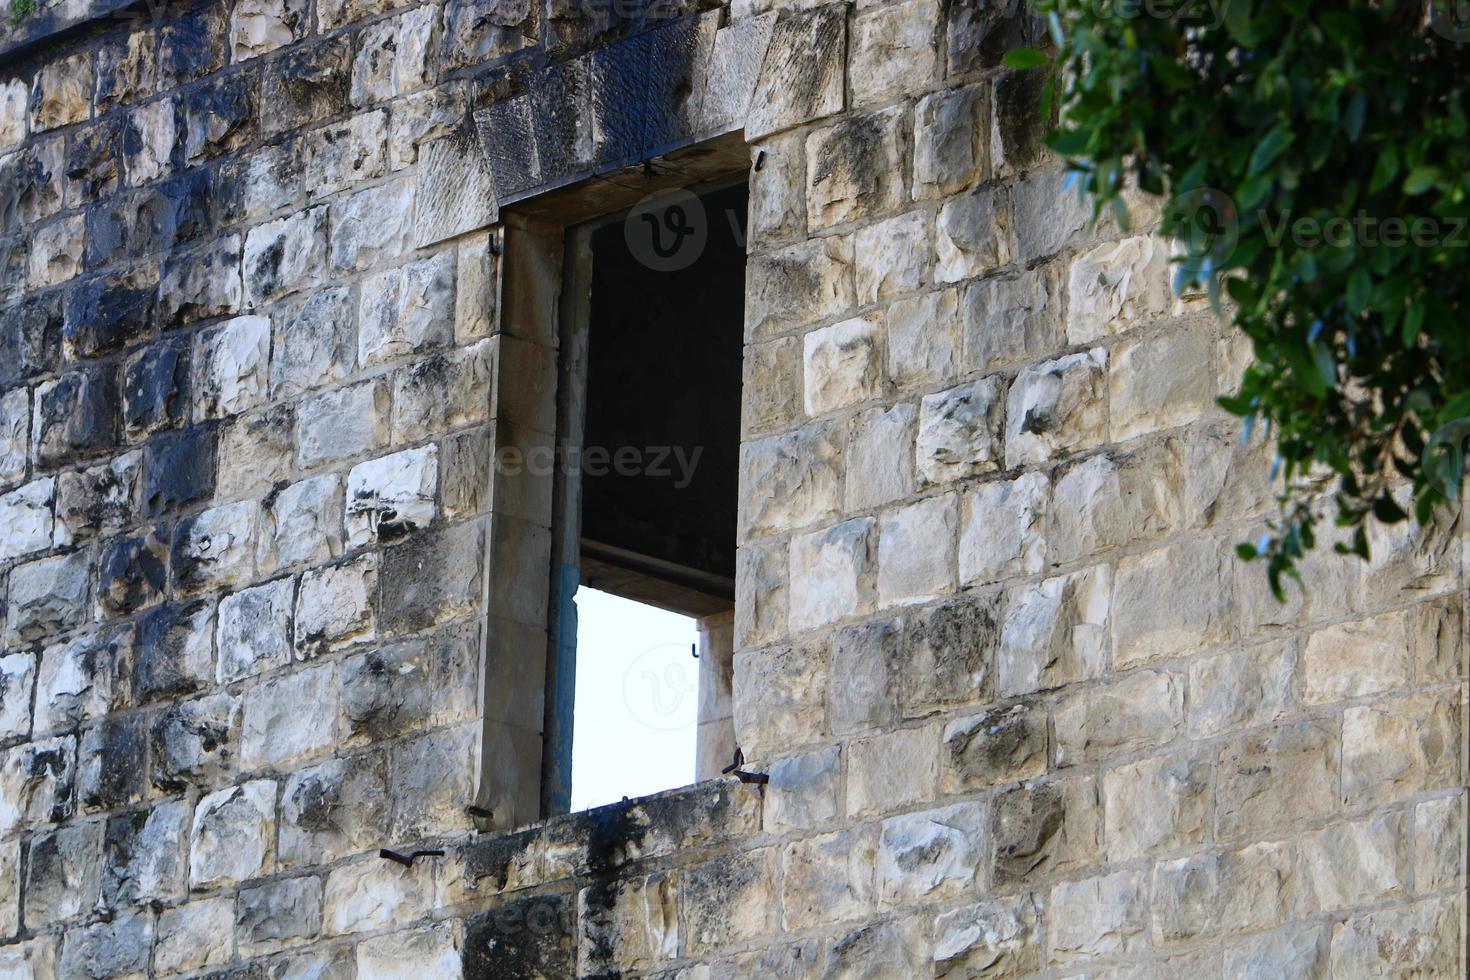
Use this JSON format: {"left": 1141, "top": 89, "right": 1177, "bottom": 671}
{"left": 721, "top": 748, "right": 768, "bottom": 785}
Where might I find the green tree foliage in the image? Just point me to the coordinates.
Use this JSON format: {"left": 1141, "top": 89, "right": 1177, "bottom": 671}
{"left": 1010, "top": 1, "right": 1470, "bottom": 596}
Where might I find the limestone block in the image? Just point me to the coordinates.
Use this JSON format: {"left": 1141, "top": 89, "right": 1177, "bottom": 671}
{"left": 1011, "top": 169, "right": 1095, "bottom": 262}
{"left": 0, "top": 652, "right": 34, "bottom": 739}
{"left": 732, "top": 643, "right": 828, "bottom": 759}
{"left": 156, "top": 236, "right": 241, "bottom": 331}
{"left": 31, "top": 54, "right": 92, "bottom": 132}
{"left": 916, "top": 376, "right": 1004, "bottom": 485}
{"left": 189, "top": 779, "right": 276, "bottom": 888}
{"left": 149, "top": 693, "right": 240, "bottom": 792}
{"left": 886, "top": 288, "right": 960, "bottom": 391}
{"left": 62, "top": 120, "right": 121, "bottom": 209}
{"left": 1216, "top": 720, "right": 1337, "bottom": 839}
{"left": 875, "top": 801, "right": 984, "bottom": 907}
{"left": 877, "top": 493, "right": 957, "bottom": 606}
{"left": 230, "top": 0, "right": 308, "bottom": 62}
{"left": 1151, "top": 840, "right": 1304, "bottom": 943}
{"left": 194, "top": 315, "right": 271, "bottom": 421}
{"left": 77, "top": 714, "right": 147, "bottom": 813}
{"left": 23, "top": 820, "right": 102, "bottom": 926}
{"left": 123, "top": 99, "right": 175, "bottom": 186}
{"left": 28, "top": 216, "right": 85, "bottom": 288}
{"left": 379, "top": 522, "right": 484, "bottom": 635}
{"left": 0, "top": 78, "right": 26, "bottom": 150}
{"left": 914, "top": 83, "right": 988, "bottom": 201}
{"left": 141, "top": 425, "right": 215, "bottom": 520}
{"left": 991, "top": 67, "right": 1052, "bottom": 177}
{"left": 340, "top": 630, "right": 476, "bottom": 746}
{"left": 1301, "top": 610, "right": 1410, "bottom": 705}
{"left": 295, "top": 380, "right": 390, "bottom": 468}
{"left": 745, "top": 6, "right": 845, "bottom": 141}
{"left": 1109, "top": 321, "right": 1218, "bottom": 441}
{"left": 898, "top": 592, "right": 1000, "bottom": 714}
{"left": 788, "top": 517, "right": 876, "bottom": 631}
{"left": 242, "top": 663, "right": 338, "bottom": 769}
{"left": 935, "top": 188, "right": 1013, "bottom": 283}
{"left": 99, "top": 800, "right": 188, "bottom": 909}
{"left": 1329, "top": 896, "right": 1463, "bottom": 976}
{"left": 331, "top": 179, "right": 415, "bottom": 272}
{"left": 828, "top": 618, "right": 897, "bottom": 736}
{"left": 0, "top": 938, "right": 56, "bottom": 977}
{"left": 415, "top": 128, "right": 497, "bottom": 249}
{"left": 1298, "top": 812, "right": 1409, "bottom": 912}
{"left": 738, "top": 421, "right": 844, "bottom": 540}
{"left": 0, "top": 387, "right": 28, "bottom": 488}
{"left": 1186, "top": 640, "right": 1294, "bottom": 739}
{"left": 855, "top": 210, "right": 929, "bottom": 305}
{"left": 0, "top": 478, "right": 53, "bottom": 562}
{"left": 243, "top": 206, "right": 329, "bottom": 305}
{"left": 958, "top": 471, "right": 1046, "bottom": 586}
{"left": 216, "top": 405, "right": 294, "bottom": 500}
{"left": 1047, "top": 870, "right": 1148, "bottom": 966}
{"left": 960, "top": 265, "right": 1060, "bottom": 373}
{"left": 222, "top": 139, "right": 301, "bottom": 222}
{"left": 735, "top": 538, "right": 788, "bottom": 650}
{"left": 742, "top": 336, "right": 802, "bottom": 436}
{"left": 154, "top": 898, "right": 233, "bottom": 975}
{"left": 763, "top": 745, "right": 841, "bottom": 833}
{"left": 295, "top": 554, "right": 378, "bottom": 653}
{"left": 992, "top": 775, "right": 1100, "bottom": 884}
{"left": 1067, "top": 236, "right": 1173, "bottom": 343}
{"left": 279, "top": 753, "right": 388, "bottom": 867}
{"left": 845, "top": 403, "right": 916, "bottom": 512}
{"left": 359, "top": 252, "right": 455, "bottom": 368}
{"left": 258, "top": 35, "right": 350, "bottom": 132}
{"left": 391, "top": 341, "right": 493, "bottom": 441}
{"left": 270, "top": 287, "right": 355, "bottom": 398}
{"left": 5, "top": 550, "right": 90, "bottom": 645}
{"left": 257, "top": 475, "right": 343, "bottom": 573}
{"left": 181, "top": 74, "right": 257, "bottom": 163}
{"left": 358, "top": 922, "right": 461, "bottom": 979}
{"left": 3, "top": 141, "right": 63, "bottom": 228}
{"left": 1053, "top": 668, "right": 1182, "bottom": 766}
{"left": 237, "top": 875, "right": 324, "bottom": 954}
{"left": 303, "top": 111, "right": 387, "bottom": 198}
{"left": 781, "top": 829, "right": 875, "bottom": 931}
{"left": 33, "top": 628, "right": 129, "bottom": 735}
{"left": 1112, "top": 537, "right": 1232, "bottom": 668}
{"left": 171, "top": 500, "right": 257, "bottom": 595}
{"left": 849, "top": 0, "right": 939, "bottom": 104}
{"left": 216, "top": 578, "right": 295, "bottom": 684}
{"left": 578, "top": 870, "right": 680, "bottom": 975}
{"left": 846, "top": 725, "right": 938, "bottom": 817}
{"left": 1104, "top": 751, "right": 1211, "bottom": 861}
{"left": 997, "top": 564, "right": 1109, "bottom": 697}
{"left": 805, "top": 106, "right": 905, "bottom": 230}
{"left": 748, "top": 131, "right": 805, "bottom": 251}
{"left": 1343, "top": 693, "right": 1459, "bottom": 808}
{"left": 323, "top": 857, "right": 437, "bottom": 936}
{"left": 1004, "top": 348, "right": 1107, "bottom": 467}
{"left": 53, "top": 453, "right": 138, "bottom": 546}
{"left": 30, "top": 366, "right": 118, "bottom": 467}
{"left": 93, "top": 29, "right": 154, "bottom": 114}
{"left": 56, "top": 912, "right": 151, "bottom": 980}
{"left": 344, "top": 446, "right": 438, "bottom": 547}
{"left": 0, "top": 735, "right": 74, "bottom": 836}
{"left": 1415, "top": 793, "right": 1465, "bottom": 894}
{"left": 683, "top": 850, "right": 776, "bottom": 954}
{"left": 932, "top": 894, "right": 1040, "bottom": 979}
{"left": 1223, "top": 924, "right": 1327, "bottom": 980}
{"left": 0, "top": 837, "right": 14, "bottom": 934}
{"left": 744, "top": 236, "right": 854, "bottom": 339}
{"left": 1046, "top": 448, "right": 1177, "bottom": 565}
{"left": 941, "top": 701, "right": 1046, "bottom": 793}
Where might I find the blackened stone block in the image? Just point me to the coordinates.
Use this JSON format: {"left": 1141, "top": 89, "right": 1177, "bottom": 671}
{"left": 79, "top": 713, "right": 148, "bottom": 812}
{"left": 0, "top": 295, "right": 62, "bottom": 388}
{"left": 63, "top": 118, "right": 122, "bottom": 207}
{"left": 992, "top": 68, "right": 1049, "bottom": 174}
{"left": 159, "top": 0, "right": 229, "bottom": 87}
{"left": 97, "top": 526, "right": 169, "bottom": 618}
{"left": 100, "top": 801, "right": 187, "bottom": 909}
{"left": 183, "top": 72, "right": 258, "bottom": 164}
{"left": 530, "top": 59, "right": 588, "bottom": 186}
{"left": 85, "top": 168, "right": 214, "bottom": 267}
{"left": 142, "top": 425, "right": 215, "bottom": 518}
{"left": 63, "top": 271, "right": 157, "bottom": 360}
{"left": 441, "top": 0, "right": 536, "bottom": 72}
{"left": 149, "top": 694, "right": 239, "bottom": 792}
{"left": 134, "top": 600, "right": 213, "bottom": 704}
{"left": 122, "top": 338, "right": 190, "bottom": 437}
{"left": 33, "top": 366, "right": 119, "bottom": 466}
{"left": 641, "top": 15, "right": 712, "bottom": 151}
{"left": 57, "top": 913, "right": 154, "bottom": 979}
{"left": 158, "top": 237, "right": 242, "bottom": 327}
{"left": 22, "top": 820, "right": 103, "bottom": 926}
{"left": 260, "top": 39, "right": 350, "bottom": 136}
{"left": 380, "top": 523, "right": 484, "bottom": 635}
{"left": 0, "top": 139, "right": 63, "bottom": 227}
{"left": 588, "top": 33, "right": 650, "bottom": 167}
{"left": 463, "top": 895, "right": 574, "bottom": 980}
{"left": 56, "top": 454, "right": 141, "bottom": 543}
{"left": 96, "top": 27, "right": 159, "bottom": 114}
{"left": 946, "top": 0, "right": 1045, "bottom": 77}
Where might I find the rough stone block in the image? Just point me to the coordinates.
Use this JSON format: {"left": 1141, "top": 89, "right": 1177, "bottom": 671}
{"left": 742, "top": 336, "right": 802, "bottom": 436}
{"left": 23, "top": 819, "right": 102, "bottom": 926}
{"left": 279, "top": 753, "right": 388, "bottom": 867}
{"left": 358, "top": 921, "right": 462, "bottom": 978}
{"left": 171, "top": 500, "right": 256, "bottom": 595}
{"left": 1328, "top": 896, "right": 1463, "bottom": 976}
{"left": 780, "top": 829, "right": 874, "bottom": 931}
{"left": 6, "top": 550, "right": 91, "bottom": 645}
{"left": 0, "top": 387, "right": 29, "bottom": 487}
{"left": 1414, "top": 793, "right": 1465, "bottom": 894}
{"left": 960, "top": 266, "right": 1061, "bottom": 374}
{"left": 1112, "top": 537, "right": 1232, "bottom": 668}
{"left": 804, "top": 106, "right": 905, "bottom": 230}
{"left": 1301, "top": 610, "right": 1410, "bottom": 705}
{"left": 855, "top": 210, "right": 929, "bottom": 305}
{"left": 154, "top": 898, "right": 233, "bottom": 975}
{"left": 132, "top": 600, "right": 214, "bottom": 705}
{"left": 149, "top": 693, "right": 240, "bottom": 792}
{"left": 345, "top": 446, "right": 438, "bottom": 547}
{"left": 731, "top": 641, "right": 827, "bottom": 759}
{"left": 846, "top": 725, "right": 938, "bottom": 817}
{"left": 0, "top": 478, "right": 53, "bottom": 563}
{"left": 217, "top": 577, "right": 295, "bottom": 684}
{"left": 745, "top": 6, "right": 845, "bottom": 140}
{"left": 958, "top": 471, "right": 1046, "bottom": 587}
{"left": 189, "top": 779, "right": 277, "bottom": 889}
{"left": 764, "top": 745, "right": 841, "bottom": 833}
{"left": 1298, "top": 812, "right": 1409, "bottom": 912}
{"left": 258, "top": 473, "right": 344, "bottom": 573}
{"left": 159, "top": 0, "right": 229, "bottom": 86}
{"left": 935, "top": 187, "right": 1013, "bottom": 283}
{"left": 788, "top": 517, "right": 875, "bottom": 632}
{"left": 122, "top": 98, "right": 176, "bottom": 187}
{"left": 142, "top": 425, "right": 215, "bottom": 519}
{"left": 1216, "top": 720, "right": 1338, "bottom": 839}
{"left": 32, "top": 628, "right": 129, "bottom": 735}
{"left": 56, "top": 911, "right": 152, "bottom": 980}
{"left": 331, "top": 179, "right": 414, "bottom": 272}
{"left": 932, "top": 894, "right": 1040, "bottom": 978}
{"left": 379, "top": 522, "right": 484, "bottom": 635}
{"left": 737, "top": 421, "right": 843, "bottom": 541}
{"left": 358, "top": 252, "right": 454, "bottom": 368}
{"left": 1004, "top": 348, "right": 1107, "bottom": 467}
{"left": 886, "top": 288, "right": 960, "bottom": 391}
{"left": 915, "top": 377, "right": 1003, "bottom": 485}
{"left": 243, "top": 206, "right": 329, "bottom": 305}
{"left": 96, "top": 527, "right": 168, "bottom": 617}
{"left": 0, "top": 652, "right": 35, "bottom": 739}
{"left": 1109, "top": 321, "right": 1218, "bottom": 441}
{"left": 323, "top": 857, "right": 435, "bottom": 936}
{"left": 914, "top": 83, "right": 988, "bottom": 200}
{"left": 946, "top": 0, "right": 1044, "bottom": 76}
{"left": 100, "top": 800, "right": 187, "bottom": 909}
{"left": 1048, "top": 870, "right": 1147, "bottom": 966}
{"left": 876, "top": 801, "right": 984, "bottom": 907}
{"left": 122, "top": 338, "right": 191, "bottom": 438}
{"left": 877, "top": 493, "right": 957, "bottom": 607}
{"left": 181, "top": 72, "right": 257, "bottom": 163}
{"left": 1222, "top": 924, "right": 1327, "bottom": 979}
{"left": 32, "top": 366, "right": 119, "bottom": 466}
{"left": 1067, "top": 236, "right": 1172, "bottom": 344}
{"left": 0, "top": 735, "right": 75, "bottom": 835}
{"left": 77, "top": 713, "right": 146, "bottom": 813}
{"left": 683, "top": 850, "right": 777, "bottom": 954}
{"left": 844, "top": 403, "right": 916, "bottom": 512}
{"left": 193, "top": 315, "right": 271, "bottom": 421}
{"left": 303, "top": 110, "right": 387, "bottom": 198}
{"left": 158, "top": 236, "right": 242, "bottom": 328}
{"left": 941, "top": 700, "right": 1046, "bottom": 793}
{"left": 0, "top": 77, "right": 26, "bottom": 149}
{"left": 270, "top": 287, "right": 356, "bottom": 398}
{"left": 1152, "top": 840, "right": 1304, "bottom": 943}
{"left": 230, "top": 0, "right": 308, "bottom": 63}
{"left": 1342, "top": 693, "right": 1459, "bottom": 808}
{"left": 242, "top": 663, "right": 338, "bottom": 769}
{"left": 295, "top": 380, "right": 390, "bottom": 468}
{"left": 744, "top": 235, "right": 854, "bottom": 339}
{"left": 1012, "top": 169, "right": 1095, "bottom": 262}
{"left": 237, "top": 875, "right": 324, "bottom": 954}
{"left": 827, "top": 618, "right": 897, "bottom": 736}
{"left": 898, "top": 593, "right": 1000, "bottom": 715}
{"left": 295, "top": 554, "right": 378, "bottom": 654}
{"left": 1186, "top": 640, "right": 1293, "bottom": 739}
{"left": 1053, "top": 667, "right": 1182, "bottom": 766}
{"left": 802, "top": 314, "right": 883, "bottom": 416}
{"left": 734, "top": 537, "right": 788, "bottom": 650}
{"left": 31, "top": 53, "right": 92, "bottom": 132}
{"left": 260, "top": 36, "right": 350, "bottom": 133}
{"left": 1104, "top": 751, "right": 1211, "bottom": 861}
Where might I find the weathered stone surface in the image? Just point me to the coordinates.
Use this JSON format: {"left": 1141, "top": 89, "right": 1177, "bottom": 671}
{"left": 33, "top": 627, "right": 129, "bottom": 735}
{"left": 324, "top": 856, "right": 435, "bottom": 936}
{"left": 242, "top": 663, "right": 338, "bottom": 770}
{"left": 1048, "top": 870, "right": 1148, "bottom": 965}
{"left": 885, "top": 288, "right": 959, "bottom": 391}
{"left": 933, "top": 895, "right": 1040, "bottom": 978}
{"left": 100, "top": 800, "right": 187, "bottom": 908}
{"left": 182, "top": 73, "right": 257, "bottom": 163}
{"left": 304, "top": 111, "right": 388, "bottom": 198}
{"left": 1004, "top": 348, "right": 1107, "bottom": 467}
{"left": 802, "top": 314, "right": 883, "bottom": 415}
{"left": 846, "top": 725, "right": 939, "bottom": 817}
{"left": 0, "top": 651, "right": 35, "bottom": 739}
{"left": 154, "top": 897, "right": 234, "bottom": 975}
{"left": 193, "top": 316, "right": 271, "bottom": 421}
{"left": 739, "top": 421, "right": 844, "bottom": 540}
{"left": 133, "top": 600, "right": 214, "bottom": 705}
{"left": 958, "top": 471, "right": 1046, "bottom": 586}
{"left": 744, "top": 236, "right": 854, "bottom": 338}
{"left": 961, "top": 266, "right": 1061, "bottom": 374}
{"left": 0, "top": 478, "right": 53, "bottom": 563}
{"left": 243, "top": 206, "right": 329, "bottom": 305}
{"left": 806, "top": 107, "right": 906, "bottom": 232}
{"left": 1342, "top": 693, "right": 1459, "bottom": 808}
{"left": 936, "top": 187, "right": 1013, "bottom": 283}
{"left": 849, "top": 0, "right": 938, "bottom": 105}
{"left": 1067, "top": 236, "right": 1172, "bottom": 343}
{"left": 1109, "top": 321, "right": 1218, "bottom": 441}
{"left": 0, "top": 77, "right": 26, "bottom": 149}
{"left": 271, "top": 287, "right": 355, "bottom": 398}
{"left": 1152, "top": 840, "right": 1304, "bottom": 943}
{"left": 258, "top": 474, "right": 343, "bottom": 573}
{"left": 0, "top": 837, "right": 15, "bottom": 935}
{"left": 259, "top": 35, "right": 350, "bottom": 132}
{"left": 788, "top": 517, "right": 875, "bottom": 631}
{"left": 742, "top": 336, "right": 802, "bottom": 436}
{"left": 217, "top": 404, "right": 295, "bottom": 499}
{"left": 827, "top": 618, "right": 896, "bottom": 737}
{"left": 340, "top": 627, "right": 476, "bottom": 746}
{"left": 23, "top": 819, "right": 102, "bottom": 926}
{"left": 32, "top": 366, "right": 119, "bottom": 467}
{"left": 1011, "top": 169, "right": 1096, "bottom": 261}
{"left": 683, "top": 849, "right": 777, "bottom": 954}
{"left": 358, "top": 921, "right": 462, "bottom": 978}
{"left": 295, "top": 554, "right": 378, "bottom": 654}
{"left": 1329, "top": 895, "right": 1463, "bottom": 976}
{"left": 746, "top": 6, "right": 845, "bottom": 140}
{"left": 1223, "top": 924, "right": 1327, "bottom": 980}
{"left": 345, "top": 446, "right": 438, "bottom": 546}
{"left": 231, "top": 0, "right": 308, "bottom": 62}
{"left": 946, "top": 0, "right": 1044, "bottom": 75}
{"left": 379, "top": 522, "right": 484, "bottom": 635}
{"left": 916, "top": 377, "right": 1004, "bottom": 485}
{"left": 220, "top": 138, "right": 302, "bottom": 221}
{"left": 1298, "top": 812, "right": 1408, "bottom": 912}
{"left": 0, "top": 735, "right": 74, "bottom": 835}
{"left": 77, "top": 713, "right": 147, "bottom": 813}
{"left": 1217, "top": 720, "right": 1337, "bottom": 839}
{"left": 877, "top": 493, "right": 957, "bottom": 606}
{"left": 997, "top": 564, "right": 1109, "bottom": 697}
{"left": 1054, "top": 668, "right": 1182, "bottom": 766}
{"left": 216, "top": 577, "right": 295, "bottom": 684}
{"left": 238, "top": 875, "right": 324, "bottom": 954}
{"left": 1301, "top": 610, "right": 1409, "bottom": 705}
{"left": 875, "top": 801, "right": 983, "bottom": 907}
{"left": 1187, "top": 640, "right": 1293, "bottom": 739}
{"left": 897, "top": 593, "right": 999, "bottom": 715}
{"left": 97, "top": 525, "right": 169, "bottom": 618}
{"left": 56, "top": 911, "right": 152, "bottom": 979}
{"left": 914, "top": 83, "right": 987, "bottom": 200}
{"left": 171, "top": 500, "right": 256, "bottom": 595}
{"left": 6, "top": 550, "right": 91, "bottom": 645}
{"left": 1112, "top": 537, "right": 1232, "bottom": 668}
{"left": 845, "top": 403, "right": 916, "bottom": 512}
{"left": 764, "top": 745, "right": 841, "bottom": 834}
{"left": 0, "top": 387, "right": 28, "bottom": 488}
{"left": 1104, "top": 751, "right": 1211, "bottom": 861}
{"left": 149, "top": 692, "right": 240, "bottom": 792}
{"left": 414, "top": 128, "right": 498, "bottom": 249}
{"left": 1415, "top": 793, "right": 1465, "bottom": 894}
{"left": 331, "top": 179, "right": 414, "bottom": 272}
{"left": 31, "top": 54, "right": 92, "bottom": 132}
{"left": 279, "top": 753, "right": 388, "bottom": 867}
{"left": 295, "top": 380, "right": 390, "bottom": 467}
{"left": 123, "top": 98, "right": 176, "bottom": 186}
{"left": 52, "top": 455, "right": 136, "bottom": 550}
{"left": 121, "top": 338, "right": 190, "bottom": 438}
{"left": 190, "top": 779, "right": 276, "bottom": 888}
{"left": 0, "top": 938, "right": 56, "bottom": 977}
{"left": 733, "top": 642, "right": 827, "bottom": 759}
{"left": 941, "top": 701, "right": 1046, "bottom": 793}
{"left": 780, "top": 828, "right": 874, "bottom": 931}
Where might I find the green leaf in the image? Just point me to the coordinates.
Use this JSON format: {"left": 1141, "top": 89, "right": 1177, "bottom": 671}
{"left": 1003, "top": 47, "right": 1048, "bottom": 70}
{"left": 1347, "top": 268, "right": 1372, "bottom": 314}
{"left": 1404, "top": 166, "right": 1440, "bottom": 195}
{"left": 1370, "top": 144, "right": 1399, "bottom": 193}
{"left": 1343, "top": 91, "right": 1366, "bottom": 142}
{"left": 1249, "top": 127, "right": 1295, "bottom": 176}
{"left": 1235, "top": 542, "right": 1259, "bottom": 561}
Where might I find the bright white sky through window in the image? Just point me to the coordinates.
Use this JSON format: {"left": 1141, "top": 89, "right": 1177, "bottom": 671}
{"left": 570, "top": 587, "right": 699, "bottom": 812}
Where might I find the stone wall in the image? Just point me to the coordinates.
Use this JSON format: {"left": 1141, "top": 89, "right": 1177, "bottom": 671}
{"left": 0, "top": 0, "right": 1465, "bottom": 975}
